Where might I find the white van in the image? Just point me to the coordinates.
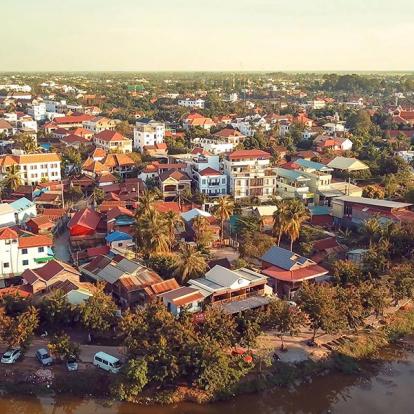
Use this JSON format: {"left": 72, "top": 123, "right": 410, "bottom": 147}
{"left": 93, "top": 352, "right": 122, "bottom": 373}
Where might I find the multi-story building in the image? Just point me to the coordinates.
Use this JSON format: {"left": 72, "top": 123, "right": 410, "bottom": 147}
{"left": 223, "top": 149, "right": 278, "bottom": 200}
{"left": 0, "top": 227, "right": 54, "bottom": 284}
{"left": 93, "top": 130, "right": 132, "bottom": 153}
{"left": 0, "top": 153, "right": 61, "bottom": 186}
{"left": 133, "top": 118, "right": 165, "bottom": 152}
{"left": 83, "top": 116, "right": 117, "bottom": 133}
{"left": 27, "top": 102, "right": 47, "bottom": 121}
{"left": 177, "top": 98, "right": 205, "bottom": 109}
{"left": 274, "top": 168, "right": 312, "bottom": 202}
{"left": 193, "top": 167, "right": 227, "bottom": 197}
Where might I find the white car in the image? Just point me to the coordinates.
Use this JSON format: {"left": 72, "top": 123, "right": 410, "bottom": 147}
{"left": 1, "top": 348, "right": 21, "bottom": 364}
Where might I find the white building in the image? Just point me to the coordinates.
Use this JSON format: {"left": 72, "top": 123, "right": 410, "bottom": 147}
{"left": 0, "top": 153, "right": 61, "bottom": 185}
{"left": 223, "top": 149, "right": 278, "bottom": 200}
{"left": 192, "top": 138, "right": 234, "bottom": 155}
{"left": 27, "top": 103, "right": 47, "bottom": 121}
{"left": 194, "top": 167, "right": 227, "bottom": 196}
{"left": 0, "top": 227, "right": 54, "bottom": 282}
{"left": 178, "top": 98, "right": 205, "bottom": 109}
{"left": 133, "top": 119, "right": 165, "bottom": 152}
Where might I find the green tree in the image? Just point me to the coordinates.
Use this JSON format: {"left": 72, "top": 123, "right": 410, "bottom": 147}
{"left": 192, "top": 215, "right": 214, "bottom": 249}
{"left": 0, "top": 306, "right": 39, "bottom": 347}
{"left": 48, "top": 333, "right": 80, "bottom": 361}
{"left": 39, "top": 290, "right": 74, "bottom": 330}
{"left": 80, "top": 284, "right": 117, "bottom": 335}
{"left": 283, "top": 199, "right": 310, "bottom": 250}
{"left": 112, "top": 358, "right": 148, "bottom": 401}
{"left": 332, "top": 260, "right": 364, "bottom": 286}
{"left": 297, "top": 282, "right": 344, "bottom": 343}
{"left": 3, "top": 165, "right": 23, "bottom": 191}
{"left": 388, "top": 263, "right": 414, "bottom": 304}
{"left": 265, "top": 300, "right": 305, "bottom": 350}
{"left": 14, "top": 133, "right": 38, "bottom": 153}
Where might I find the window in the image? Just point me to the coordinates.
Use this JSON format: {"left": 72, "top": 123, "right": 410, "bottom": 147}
{"left": 38, "top": 247, "right": 44, "bottom": 253}
{"left": 3, "top": 262, "right": 9, "bottom": 268}
{"left": 5, "top": 240, "right": 11, "bottom": 245}
{"left": 22, "top": 259, "right": 29, "bottom": 266}
{"left": 22, "top": 248, "right": 28, "bottom": 254}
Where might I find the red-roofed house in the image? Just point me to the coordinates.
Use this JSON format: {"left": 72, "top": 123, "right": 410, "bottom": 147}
{"left": 159, "top": 170, "right": 192, "bottom": 201}
{"left": 0, "top": 228, "right": 54, "bottom": 281}
{"left": 21, "top": 259, "right": 81, "bottom": 294}
{"left": 93, "top": 130, "right": 132, "bottom": 153}
{"left": 68, "top": 208, "right": 103, "bottom": 237}
{"left": 194, "top": 167, "right": 228, "bottom": 197}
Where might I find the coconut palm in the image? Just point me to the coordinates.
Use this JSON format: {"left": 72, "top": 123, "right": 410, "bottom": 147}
{"left": 284, "top": 199, "right": 310, "bottom": 251}
{"left": 213, "top": 196, "right": 234, "bottom": 244}
{"left": 173, "top": 242, "right": 207, "bottom": 284}
{"left": 163, "top": 210, "right": 183, "bottom": 248}
{"left": 192, "top": 215, "right": 214, "bottom": 248}
{"left": 272, "top": 200, "right": 290, "bottom": 246}
{"left": 361, "top": 216, "right": 383, "bottom": 246}
{"left": 137, "top": 190, "right": 157, "bottom": 217}
{"left": 4, "top": 165, "right": 23, "bottom": 192}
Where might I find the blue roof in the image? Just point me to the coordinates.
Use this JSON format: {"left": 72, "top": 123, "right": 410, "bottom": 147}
{"left": 10, "top": 197, "right": 34, "bottom": 212}
{"left": 296, "top": 158, "right": 330, "bottom": 171}
{"left": 105, "top": 231, "right": 133, "bottom": 243}
{"left": 261, "top": 246, "right": 309, "bottom": 270}
{"left": 276, "top": 168, "right": 309, "bottom": 181}
{"left": 309, "top": 206, "right": 330, "bottom": 216}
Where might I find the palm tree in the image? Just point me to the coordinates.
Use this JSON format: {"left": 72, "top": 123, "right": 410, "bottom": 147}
{"left": 361, "top": 216, "right": 383, "bottom": 246}
{"left": 192, "top": 215, "right": 214, "bottom": 248}
{"left": 163, "top": 210, "right": 183, "bottom": 248}
{"left": 173, "top": 243, "right": 207, "bottom": 283}
{"left": 4, "top": 165, "right": 23, "bottom": 192}
{"left": 284, "top": 199, "right": 310, "bottom": 251}
{"left": 272, "top": 200, "right": 290, "bottom": 246}
{"left": 137, "top": 190, "right": 157, "bottom": 217}
{"left": 213, "top": 196, "right": 234, "bottom": 244}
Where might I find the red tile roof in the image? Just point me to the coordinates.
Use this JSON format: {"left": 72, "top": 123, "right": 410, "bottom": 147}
{"left": 228, "top": 149, "right": 271, "bottom": 160}
{"left": 54, "top": 115, "right": 93, "bottom": 124}
{"left": 18, "top": 234, "right": 53, "bottom": 249}
{"left": 94, "top": 130, "right": 129, "bottom": 142}
{"left": 68, "top": 208, "right": 101, "bottom": 231}
{"left": 262, "top": 264, "right": 328, "bottom": 282}
{"left": 0, "top": 227, "right": 18, "bottom": 240}
{"left": 198, "top": 167, "right": 222, "bottom": 176}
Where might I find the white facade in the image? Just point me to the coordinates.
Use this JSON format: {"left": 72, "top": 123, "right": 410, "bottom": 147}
{"left": 194, "top": 170, "right": 227, "bottom": 196}
{"left": 0, "top": 235, "right": 52, "bottom": 279}
{"left": 192, "top": 138, "right": 234, "bottom": 155}
{"left": 178, "top": 98, "right": 205, "bottom": 109}
{"left": 133, "top": 120, "right": 165, "bottom": 152}
{"left": 0, "top": 154, "right": 61, "bottom": 186}
{"left": 27, "top": 103, "right": 47, "bottom": 121}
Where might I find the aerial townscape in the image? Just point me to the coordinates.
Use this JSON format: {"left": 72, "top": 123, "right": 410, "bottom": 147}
{"left": 0, "top": 71, "right": 414, "bottom": 407}
{"left": 1, "top": 1, "right": 414, "bottom": 413}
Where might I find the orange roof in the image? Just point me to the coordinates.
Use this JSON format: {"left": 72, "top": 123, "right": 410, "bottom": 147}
{"left": 18, "top": 234, "right": 53, "bottom": 248}
{"left": 214, "top": 128, "right": 244, "bottom": 138}
{"left": 0, "top": 153, "right": 61, "bottom": 167}
{"left": 94, "top": 130, "right": 129, "bottom": 142}
{"left": 198, "top": 167, "right": 222, "bottom": 176}
{"left": 228, "top": 149, "right": 271, "bottom": 160}
{"left": 102, "top": 153, "right": 134, "bottom": 168}
{"left": 54, "top": 114, "right": 93, "bottom": 124}
{"left": 0, "top": 227, "right": 18, "bottom": 240}
{"left": 91, "top": 147, "right": 107, "bottom": 158}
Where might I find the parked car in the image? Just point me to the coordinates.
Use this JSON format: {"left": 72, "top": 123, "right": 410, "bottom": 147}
{"left": 93, "top": 351, "right": 122, "bottom": 373}
{"left": 66, "top": 355, "right": 78, "bottom": 371}
{"left": 1, "top": 348, "right": 21, "bottom": 364}
{"left": 35, "top": 348, "right": 53, "bottom": 366}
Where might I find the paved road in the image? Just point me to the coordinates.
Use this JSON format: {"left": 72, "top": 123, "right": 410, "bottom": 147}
{"left": 0, "top": 337, "right": 125, "bottom": 363}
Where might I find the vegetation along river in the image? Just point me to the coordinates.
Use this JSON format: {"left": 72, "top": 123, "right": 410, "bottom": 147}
{"left": 1, "top": 336, "right": 414, "bottom": 414}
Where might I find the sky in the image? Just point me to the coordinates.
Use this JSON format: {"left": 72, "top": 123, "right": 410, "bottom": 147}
{"left": 1, "top": 0, "right": 413, "bottom": 72}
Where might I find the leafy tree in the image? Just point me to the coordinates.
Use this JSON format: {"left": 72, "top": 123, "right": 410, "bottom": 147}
{"left": 0, "top": 293, "right": 30, "bottom": 316}
{"left": 48, "top": 333, "right": 80, "bottom": 361}
{"left": 265, "top": 300, "right": 305, "bottom": 350}
{"left": 39, "top": 290, "right": 74, "bottom": 330}
{"left": 163, "top": 210, "right": 183, "bottom": 249}
{"left": 235, "top": 310, "right": 262, "bottom": 349}
{"left": 297, "top": 282, "right": 345, "bottom": 342}
{"left": 361, "top": 240, "right": 391, "bottom": 278}
{"left": 332, "top": 260, "right": 364, "bottom": 286}
{"left": 191, "top": 215, "right": 214, "bottom": 249}
{"left": 359, "top": 281, "right": 390, "bottom": 317}
{"left": 13, "top": 133, "right": 38, "bottom": 153}
{"left": 0, "top": 306, "right": 39, "bottom": 347}
{"left": 362, "top": 185, "right": 385, "bottom": 199}
{"left": 80, "top": 284, "right": 117, "bottom": 335}
{"left": 198, "top": 306, "right": 237, "bottom": 348}
{"left": 112, "top": 358, "right": 148, "bottom": 401}
{"left": 387, "top": 263, "right": 414, "bottom": 304}
{"left": 335, "top": 286, "right": 365, "bottom": 329}
{"left": 92, "top": 187, "right": 105, "bottom": 205}
{"left": 360, "top": 217, "right": 384, "bottom": 246}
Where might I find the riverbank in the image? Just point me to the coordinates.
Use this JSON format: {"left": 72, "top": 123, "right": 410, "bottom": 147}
{"left": 1, "top": 306, "right": 414, "bottom": 406}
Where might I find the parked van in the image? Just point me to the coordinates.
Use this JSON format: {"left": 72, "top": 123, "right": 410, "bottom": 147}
{"left": 93, "top": 352, "right": 122, "bottom": 373}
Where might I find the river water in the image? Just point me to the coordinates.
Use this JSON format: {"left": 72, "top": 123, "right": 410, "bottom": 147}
{"left": 1, "top": 337, "right": 414, "bottom": 414}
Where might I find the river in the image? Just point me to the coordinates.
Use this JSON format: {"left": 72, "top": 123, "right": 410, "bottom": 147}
{"left": 1, "top": 336, "right": 414, "bottom": 414}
